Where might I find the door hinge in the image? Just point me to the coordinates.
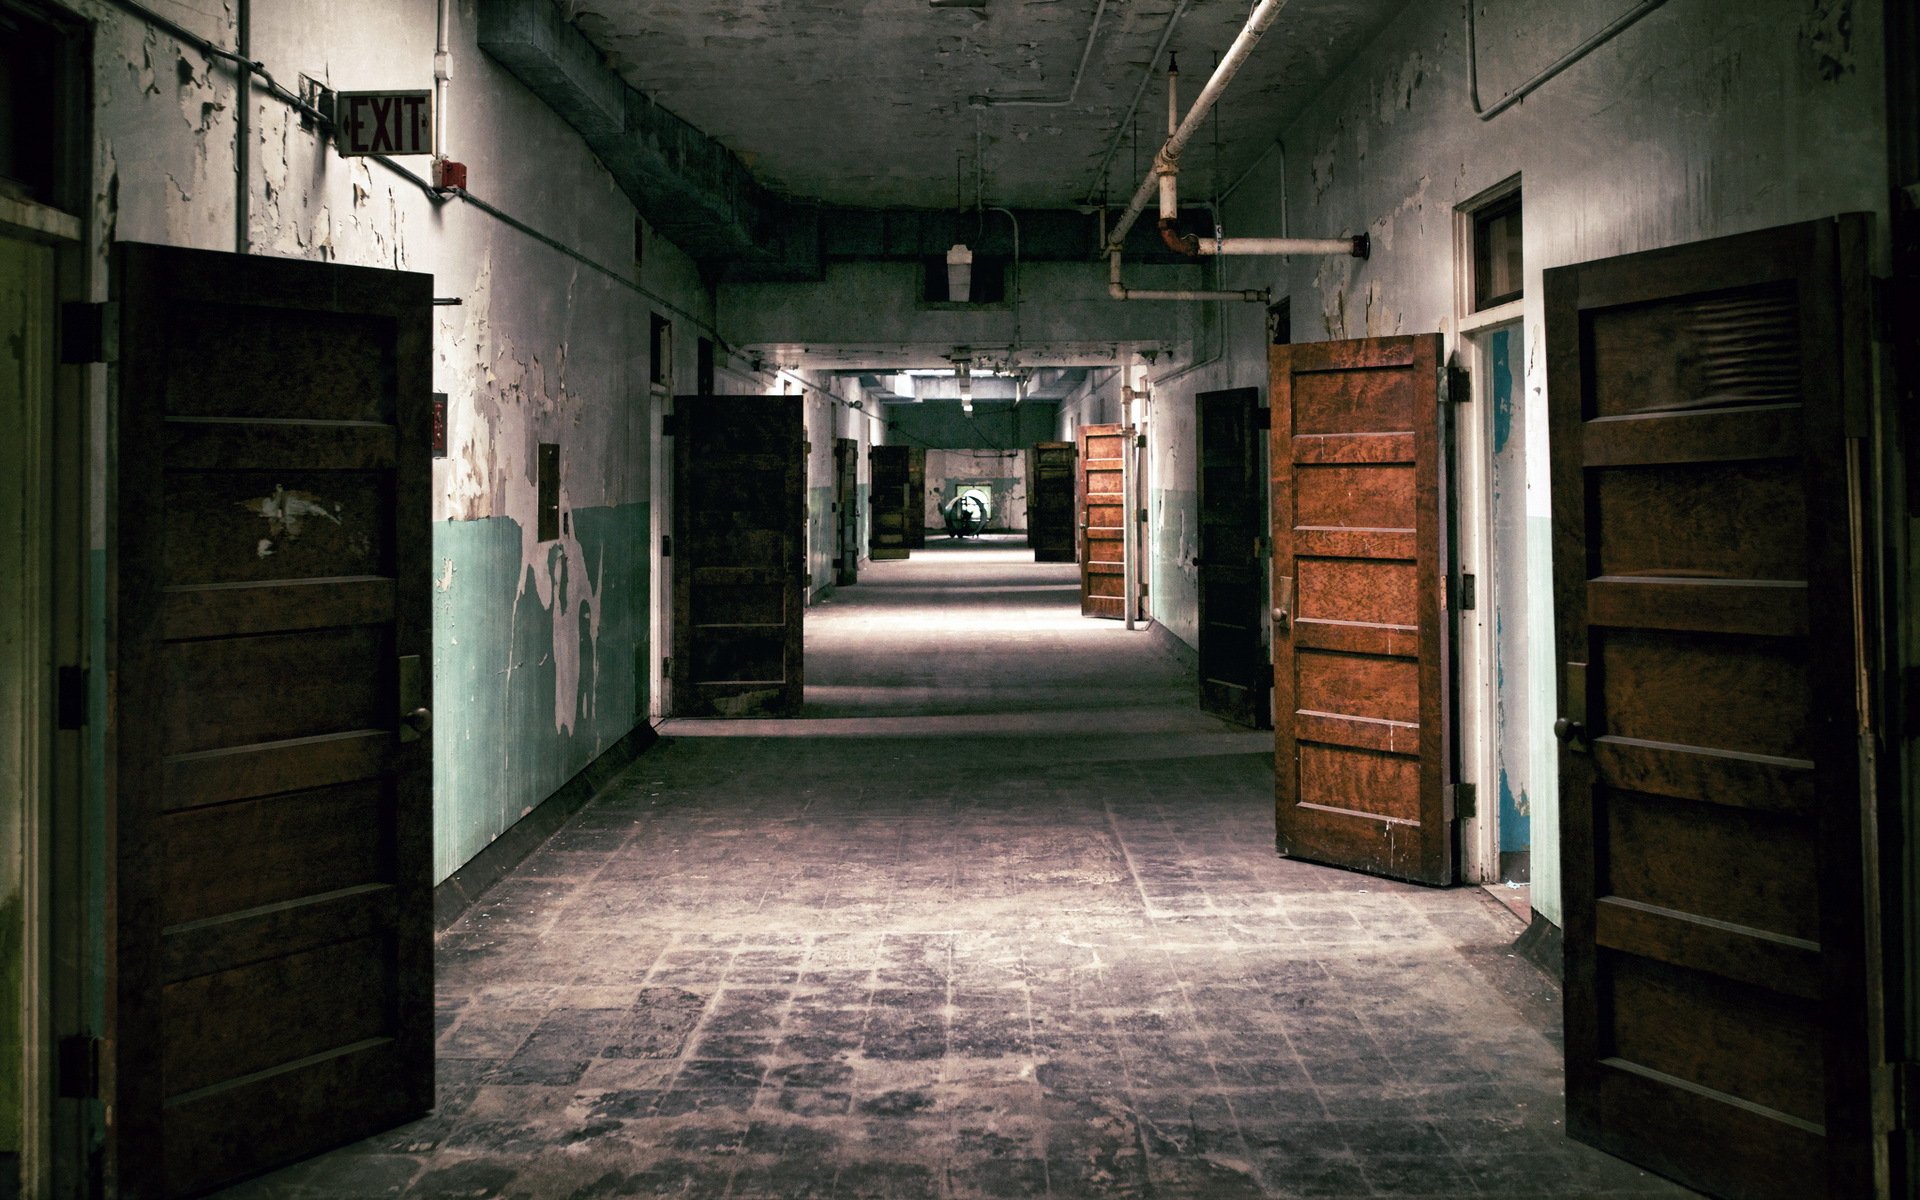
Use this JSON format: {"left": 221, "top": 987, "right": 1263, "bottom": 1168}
{"left": 1134, "top": 433, "right": 1146, "bottom": 449}
{"left": 57, "top": 665, "right": 87, "bottom": 730}
{"left": 660, "top": 413, "right": 678, "bottom": 437}
{"left": 1448, "top": 782, "right": 1477, "bottom": 820}
{"left": 662, "top": 657, "right": 672, "bottom": 679}
{"left": 57, "top": 1034, "right": 103, "bottom": 1099}
{"left": 1879, "top": 1060, "right": 1920, "bottom": 1134}
{"left": 1443, "top": 362, "right": 1470, "bottom": 403}
{"left": 1457, "top": 574, "right": 1476, "bottom": 612}
{"left": 1138, "top": 508, "right": 1148, "bottom": 524}
{"left": 660, "top": 535, "right": 672, "bottom": 558}
{"left": 60, "top": 302, "right": 118, "bottom": 365}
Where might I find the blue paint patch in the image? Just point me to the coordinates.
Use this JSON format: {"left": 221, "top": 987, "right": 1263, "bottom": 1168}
{"left": 1498, "top": 769, "right": 1531, "bottom": 854}
{"left": 431, "top": 503, "right": 648, "bottom": 882}
{"left": 1489, "top": 324, "right": 1516, "bottom": 454}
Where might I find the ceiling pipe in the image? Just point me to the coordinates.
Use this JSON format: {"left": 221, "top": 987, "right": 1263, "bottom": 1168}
{"left": 1086, "top": 0, "right": 1191, "bottom": 203}
{"left": 1106, "top": 0, "right": 1292, "bottom": 254}
{"left": 974, "top": 0, "right": 1109, "bottom": 108}
{"left": 1108, "top": 249, "right": 1266, "bottom": 303}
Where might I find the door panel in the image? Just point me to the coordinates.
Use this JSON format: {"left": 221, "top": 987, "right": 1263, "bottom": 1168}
{"left": 112, "top": 243, "right": 433, "bottom": 1198}
{"left": 870, "top": 444, "right": 913, "bottom": 560}
{"left": 1270, "top": 336, "right": 1450, "bottom": 885}
{"left": 1197, "top": 388, "right": 1269, "bottom": 727}
{"left": 1078, "top": 424, "right": 1128, "bottom": 619}
{"left": 673, "top": 395, "right": 806, "bottom": 717}
{"left": 1547, "top": 217, "right": 1877, "bottom": 1199}
{"left": 1026, "top": 441, "right": 1077, "bottom": 562}
{"left": 905, "top": 447, "right": 927, "bottom": 549}
{"left": 833, "top": 437, "right": 858, "bottom": 586}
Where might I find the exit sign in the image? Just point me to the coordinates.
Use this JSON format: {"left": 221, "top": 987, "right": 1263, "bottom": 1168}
{"left": 334, "top": 90, "right": 433, "bottom": 156}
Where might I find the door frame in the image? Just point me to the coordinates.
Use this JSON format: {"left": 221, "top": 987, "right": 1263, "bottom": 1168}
{"left": 1448, "top": 303, "right": 1522, "bottom": 884}
{"left": 648, "top": 317, "right": 674, "bottom": 721}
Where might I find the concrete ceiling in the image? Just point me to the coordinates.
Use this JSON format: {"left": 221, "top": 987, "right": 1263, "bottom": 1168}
{"left": 562, "top": 0, "right": 1407, "bottom": 211}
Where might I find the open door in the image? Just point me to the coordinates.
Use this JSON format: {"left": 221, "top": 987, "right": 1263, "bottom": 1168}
{"left": 870, "top": 444, "right": 912, "bottom": 560}
{"left": 1196, "top": 388, "right": 1269, "bottom": 728}
{"left": 833, "top": 436, "right": 858, "bottom": 587}
{"left": 1026, "top": 441, "right": 1077, "bottom": 563}
{"left": 110, "top": 243, "right": 434, "bottom": 1197}
{"left": 905, "top": 447, "right": 927, "bottom": 550}
{"left": 1270, "top": 335, "right": 1451, "bottom": 885}
{"left": 1078, "top": 423, "right": 1128, "bottom": 619}
{"left": 1547, "top": 217, "right": 1880, "bottom": 1199}
{"left": 672, "top": 395, "right": 806, "bottom": 717}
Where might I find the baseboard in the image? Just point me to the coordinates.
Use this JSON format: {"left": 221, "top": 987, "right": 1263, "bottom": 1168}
{"left": 432, "top": 722, "right": 659, "bottom": 930}
{"left": 1513, "top": 909, "right": 1563, "bottom": 980}
{"left": 1146, "top": 620, "right": 1198, "bottom": 675}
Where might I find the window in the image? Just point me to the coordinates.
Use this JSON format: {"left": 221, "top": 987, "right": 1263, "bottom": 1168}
{"left": 1472, "top": 190, "right": 1523, "bottom": 310}
{"left": 0, "top": 3, "right": 84, "bottom": 210}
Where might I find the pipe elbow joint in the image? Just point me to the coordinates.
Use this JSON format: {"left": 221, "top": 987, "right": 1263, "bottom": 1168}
{"left": 1109, "top": 282, "right": 1131, "bottom": 300}
{"left": 1350, "top": 233, "right": 1370, "bottom": 260}
{"left": 1158, "top": 217, "right": 1199, "bottom": 257}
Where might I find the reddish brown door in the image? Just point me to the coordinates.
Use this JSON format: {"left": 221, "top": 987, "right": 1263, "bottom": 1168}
{"left": 1078, "top": 424, "right": 1128, "bottom": 619}
{"left": 1026, "top": 441, "right": 1077, "bottom": 563}
{"left": 1197, "top": 388, "right": 1269, "bottom": 728}
{"left": 111, "top": 243, "right": 434, "bottom": 1197}
{"left": 870, "top": 444, "right": 912, "bottom": 560}
{"left": 1548, "top": 217, "right": 1879, "bottom": 1199}
{"left": 672, "top": 395, "right": 806, "bottom": 717}
{"left": 1270, "top": 336, "right": 1451, "bottom": 884}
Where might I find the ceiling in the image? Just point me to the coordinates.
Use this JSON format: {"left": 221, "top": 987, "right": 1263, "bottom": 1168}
{"left": 562, "top": 0, "right": 1407, "bottom": 211}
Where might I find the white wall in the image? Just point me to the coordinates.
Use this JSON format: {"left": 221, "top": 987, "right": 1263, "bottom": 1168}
{"left": 1146, "top": 0, "right": 1889, "bottom": 925}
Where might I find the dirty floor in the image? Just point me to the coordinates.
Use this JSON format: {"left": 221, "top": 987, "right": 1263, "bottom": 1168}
{"left": 216, "top": 539, "right": 1694, "bottom": 1199}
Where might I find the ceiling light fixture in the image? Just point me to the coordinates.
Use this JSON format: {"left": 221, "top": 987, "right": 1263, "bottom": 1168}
{"left": 946, "top": 243, "right": 973, "bottom": 303}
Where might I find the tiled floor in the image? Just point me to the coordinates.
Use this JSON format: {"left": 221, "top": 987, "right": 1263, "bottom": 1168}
{"left": 219, "top": 539, "right": 1694, "bottom": 1198}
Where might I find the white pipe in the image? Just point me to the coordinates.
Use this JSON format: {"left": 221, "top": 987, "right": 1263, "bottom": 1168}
{"left": 1107, "top": 0, "right": 1291, "bottom": 252}
{"left": 987, "top": 207, "right": 1021, "bottom": 363}
{"left": 1196, "top": 237, "right": 1355, "bottom": 256}
{"left": 434, "top": 0, "right": 452, "bottom": 158}
{"left": 1087, "top": 0, "right": 1191, "bottom": 204}
{"left": 976, "top": 0, "right": 1109, "bottom": 108}
{"left": 1107, "top": 250, "right": 1266, "bottom": 303}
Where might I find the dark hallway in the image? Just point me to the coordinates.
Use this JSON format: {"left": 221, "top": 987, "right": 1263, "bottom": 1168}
{"left": 213, "top": 546, "right": 1690, "bottom": 1199}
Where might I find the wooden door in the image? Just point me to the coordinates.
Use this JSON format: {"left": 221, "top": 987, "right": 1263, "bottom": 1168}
{"left": 870, "top": 444, "right": 912, "bottom": 560}
{"left": 1027, "top": 441, "right": 1077, "bottom": 562}
{"left": 1196, "top": 388, "right": 1269, "bottom": 727}
{"left": 1270, "top": 336, "right": 1451, "bottom": 885}
{"left": 111, "top": 243, "right": 434, "bottom": 1197}
{"left": 833, "top": 436, "right": 858, "bottom": 586}
{"left": 672, "top": 395, "right": 806, "bottom": 717}
{"left": 1079, "top": 424, "right": 1128, "bottom": 619}
{"left": 905, "top": 447, "right": 927, "bottom": 549}
{"left": 1547, "top": 217, "right": 1878, "bottom": 1199}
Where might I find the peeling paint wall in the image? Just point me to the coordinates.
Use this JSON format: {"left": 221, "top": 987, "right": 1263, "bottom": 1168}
{"left": 80, "top": 0, "right": 720, "bottom": 883}
{"left": 924, "top": 450, "right": 1029, "bottom": 533}
{"left": 804, "top": 375, "right": 878, "bottom": 598}
{"left": 1185, "top": 0, "right": 1890, "bottom": 925}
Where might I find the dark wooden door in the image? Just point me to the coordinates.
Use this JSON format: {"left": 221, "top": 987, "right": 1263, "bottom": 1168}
{"left": 1547, "top": 217, "right": 1878, "bottom": 1199}
{"left": 870, "top": 444, "right": 912, "bottom": 560}
{"left": 1197, "top": 388, "right": 1269, "bottom": 727}
{"left": 1026, "top": 441, "right": 1077, "bottom": 562}
{"left": 833, "top": 436, "right": 858, "bottom": 586}
{"left": 1079, "top": 423, "right": 1128, "bottom": 619}
{"left": 905, "top": 447, "right": 927, "bottom": 549}
{"left": 1270, "top": 336, "right": 1450, "bottom": 885}
{"left": 111, "top": 243, "right": 434, "bottom": 1198}
{"left": 672, "top": 395, "right": 806, "bottom": 717}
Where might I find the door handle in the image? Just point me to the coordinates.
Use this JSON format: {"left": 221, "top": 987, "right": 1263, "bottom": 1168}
{"left": 398, "top": 654, "right": 429, "bottom": 743}
{"left": 1273, "top": 576, "right": 1295, "bottom": 632}
{"left": 1558, "top": 661, "right": 1589, "bottom": 754}
{"left": 404, "top": 707, "right": 433, "bottom": 735}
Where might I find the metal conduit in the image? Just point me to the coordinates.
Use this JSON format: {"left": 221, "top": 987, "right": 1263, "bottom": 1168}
{"left": 1105, "top": 0, "right": 1292, "bottom": 253}
{"left": 974, "top": 0, "right": 1109, "bottom": 108}
{"left": 1467, "top": 0, "right": 1672, "bottom": 120}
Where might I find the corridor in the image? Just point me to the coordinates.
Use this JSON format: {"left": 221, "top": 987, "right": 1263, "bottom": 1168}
{"left": 215, "top": 543, "right": 1690, "bottom": 1199}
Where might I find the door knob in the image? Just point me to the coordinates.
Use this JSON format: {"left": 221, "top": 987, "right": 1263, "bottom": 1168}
{"left": 1552, "top": 717, "right": 1587, "bottom": 752}
{"left": 404, "top": 707, "right": 433, "bottom": 735}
